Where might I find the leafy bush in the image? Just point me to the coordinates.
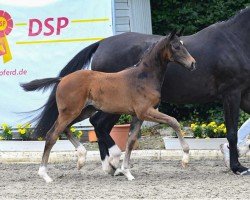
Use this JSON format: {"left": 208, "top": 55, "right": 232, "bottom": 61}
{"left": 17, "top": 123, "right": 33, "bottom": 140}
{"left": 190, "top": 121, "right": 227, "bottom": 138}
{"left": 159, "top": 102, "right": 250, "bottom": 128}
{"left": 70, "top": 127, "right": 83, "bottom": 139}
{"left": 1, "top": 123, "right": 13, "bottom": 140}
{"left": 116, "top": 114, "right": 132, "bottom": 125}
{"left": 151, "top": 0, "right": 249, "bottom": 35}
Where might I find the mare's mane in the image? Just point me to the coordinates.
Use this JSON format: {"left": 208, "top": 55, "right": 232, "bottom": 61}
{"left": 223, "top": 7, "right": 250, "bottom": 24}
{"left": 212, "top": 7, "right": 250, "bottom": 28}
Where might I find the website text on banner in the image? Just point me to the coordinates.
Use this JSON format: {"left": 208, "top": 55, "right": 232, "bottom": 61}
{"left": 0, "top": 0, "right": 113, "bottom": 126}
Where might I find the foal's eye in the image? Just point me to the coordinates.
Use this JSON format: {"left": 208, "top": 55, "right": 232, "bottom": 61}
{"left": 172, "top": 44, "right": 180, "bottom": 50}
{"left": 171, "top": 43, "right": 181, "bottom": 51}
{"left": 175, "top": 45, "right": 181, "bottom": 50}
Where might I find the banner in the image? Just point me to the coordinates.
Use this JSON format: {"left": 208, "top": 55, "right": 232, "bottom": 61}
{"left": 0, "top": 0, "right": 113, "bottom": 126}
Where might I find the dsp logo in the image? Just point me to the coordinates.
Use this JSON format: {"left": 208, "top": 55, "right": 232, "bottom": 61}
{"left": 0, "top": 10, "right": 13, "bottom": 63}
{"left": 28, "top": 17, "right": 69, "bottom": 36}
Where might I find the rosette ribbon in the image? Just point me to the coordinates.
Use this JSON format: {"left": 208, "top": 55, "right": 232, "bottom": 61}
{"left": 0, "top": 10, "right": 13, "bottom": 63}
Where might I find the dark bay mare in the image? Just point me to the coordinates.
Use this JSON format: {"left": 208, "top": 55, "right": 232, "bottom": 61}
{"left": 21, "top": 32, "right": 196, "bottom": 182}
{"left": 29, "top": 8, "right": 250, "bottom": 176}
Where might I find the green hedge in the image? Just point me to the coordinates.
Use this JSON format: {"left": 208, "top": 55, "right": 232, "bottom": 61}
{"left": 151, "top": 0, "right": 250, "bottom": 35}
{"left": 159, "top": 102, "right": 250, "bottom": 127}
{"left": 151, "top": 0, "right": 250, "bottom": 125}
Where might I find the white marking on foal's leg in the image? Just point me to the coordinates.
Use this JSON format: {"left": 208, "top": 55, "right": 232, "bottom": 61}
{"left": 175, "top": 130, "right": 190, "bottom": 168}
{"left": 109, "top": 145, "right": 122, "bottom": 169}
{"left": 76, "top": 145, "right": 87, "bottom": 170}
{"left": 114, "top": 165, "right": 135, "bottom": 181}
{"left": 102, "top": 155, "right": 113, "bottom": 174}
{"left": 182, "top": 152, "right": 190, "bottom": 168}
{"left": 38, "top": 166, "right": 53, "bottom": 183}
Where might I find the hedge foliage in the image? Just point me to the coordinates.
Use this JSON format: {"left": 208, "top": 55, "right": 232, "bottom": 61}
{"left": 151, "top": 0, "right": 250, "bottom": 35}
{"left": 150, "top": 0, "right": 250, "bottom": 125}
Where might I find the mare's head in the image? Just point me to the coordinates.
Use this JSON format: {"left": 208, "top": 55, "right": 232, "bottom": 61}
{"left": 162, "top": 29, "right": 196, "bottom": 71}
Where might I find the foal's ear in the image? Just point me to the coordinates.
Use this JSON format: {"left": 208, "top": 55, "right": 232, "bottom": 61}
{"left": 169, "top": 29, "right": 177, "bottom": 41}
{"left": 176, "top": 27, "right": 184, "bottom": 36}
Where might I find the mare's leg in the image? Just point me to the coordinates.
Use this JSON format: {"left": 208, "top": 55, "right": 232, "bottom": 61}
{"left": 143, "top": 108, "right": 189, "bottom": 166}
{"left": 223, "top": 91, "right": 249, "bottom": 175}
{"left": 89, "top": 112, "right": 121, "bottom": 173}
{"left": 240, "top": 89, "right": 250, "bottom": 114}
{"left": 115, "top": 117, "right": 143, "bottom": 180}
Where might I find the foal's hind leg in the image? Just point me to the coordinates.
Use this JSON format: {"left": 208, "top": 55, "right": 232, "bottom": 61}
{"left": 65, "top": 129, "right": 87, "bottom": 170}
{"left": 38, "top": 118, "right": 71, "bottom": 182}
{"left": 143, "top": 108, "right": 190, "bottom": 167}
{"left": 114, "top": 117, "right": 143, "bottom": 180}
{"left": 38, "top": 112, "right": 80, "bottom": 183}
{"left": 65, "top": 106, "right": 96, "bottom": 170}
{"left": 38, "top": 122, "right": 57, "bottom": 183}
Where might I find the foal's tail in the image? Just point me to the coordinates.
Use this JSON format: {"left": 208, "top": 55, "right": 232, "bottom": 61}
{"left": 23, "top": 41, "right": 100, "bottom": 139}
{"left": 20, "top": 77, "right": 61, "bottom": 92}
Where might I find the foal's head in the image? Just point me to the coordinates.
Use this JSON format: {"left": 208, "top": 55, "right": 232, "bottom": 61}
{"left": 162, "top": 29, "right": 196, "bottom": 71}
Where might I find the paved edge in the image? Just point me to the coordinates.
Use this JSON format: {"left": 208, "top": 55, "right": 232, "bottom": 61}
{"left": 1, "top": 150, "right": 249, "bottom": 163}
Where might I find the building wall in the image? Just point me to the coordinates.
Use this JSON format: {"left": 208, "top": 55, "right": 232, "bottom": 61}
{"left": 114, "top": 0, "right": 152, "bottom": 34}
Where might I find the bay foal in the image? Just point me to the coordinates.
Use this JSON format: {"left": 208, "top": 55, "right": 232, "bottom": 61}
{"left": 21, "top": 31, "right": 196, "bottom": 182}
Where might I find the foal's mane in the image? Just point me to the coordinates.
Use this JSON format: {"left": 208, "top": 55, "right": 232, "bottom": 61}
{"left": 132, "top": 38, "right": 163, "bottom": 68}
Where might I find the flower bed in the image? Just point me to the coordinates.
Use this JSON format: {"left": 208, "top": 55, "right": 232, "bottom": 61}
{"left": 190, "top": 121, "right": 226, "bottom": 138}
{"left": 0, "top": 123, "right": 85, "bottom": 141}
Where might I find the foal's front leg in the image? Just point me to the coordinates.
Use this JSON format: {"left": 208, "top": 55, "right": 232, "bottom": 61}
{"left": 114, "top": 117, "right": 143, "bottom": 180}
{"left": 143, "top": 108, "right": 190, "bottom": 167}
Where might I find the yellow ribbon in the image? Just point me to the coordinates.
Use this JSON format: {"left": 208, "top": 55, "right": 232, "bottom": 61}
{"left": 0, "top": 34, "right": 12, "bottom": 63}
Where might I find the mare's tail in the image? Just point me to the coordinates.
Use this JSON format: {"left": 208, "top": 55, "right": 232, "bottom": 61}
{"left": 25, "top": 41, "right": 100, "bottom": 139}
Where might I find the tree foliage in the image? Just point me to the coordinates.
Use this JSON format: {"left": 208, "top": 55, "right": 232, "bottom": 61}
{"left": 151, "top": 0, "right": 250, "bottom": 35}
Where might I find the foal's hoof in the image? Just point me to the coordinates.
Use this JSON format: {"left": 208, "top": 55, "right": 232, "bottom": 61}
{"left": 76, "top": 147, "right": 87, "bottom": 170}
{"left": 114, "top": 168, "right": 135, "bottom": 181}
{"left": 181, "top": 153, "right": 189, "bottom": 168}
{"left": 101, "top": 156, "right": 116, "bottom": 175}
{"left": 181, "top": 161, "right": 188, "bottom": 168}
{"left": 77, "top": 157, "right": 85, "bottom": 170}
{"left": 38, "top": 173, "right": 53, "bottom": 183}
{"left": 114, "top": 168, "right": 124, "bottom": 176}
{"left": 38, "top": 167, "right": 53, "bottom": 183}
{"left": 103, "top": 164, "right": 116, "bottom": 176}
{"left": 108, "top": 156, "right": 120, "bottom": 169}
{"left": 45, "top": 177, "right": 53, "bottom": 183}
